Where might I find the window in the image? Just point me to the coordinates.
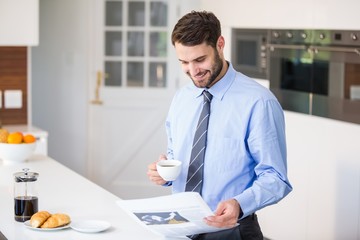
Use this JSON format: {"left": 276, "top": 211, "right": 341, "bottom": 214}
{"left": 104, "top": 0, "right": 168, "bottom": 88}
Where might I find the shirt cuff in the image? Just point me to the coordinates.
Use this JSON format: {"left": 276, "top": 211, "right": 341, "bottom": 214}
{"left": 162, "top": 181, "right": 172, "bottom": 187}
{"left": 235, "top": 190, "right": 256, "bottom": 218}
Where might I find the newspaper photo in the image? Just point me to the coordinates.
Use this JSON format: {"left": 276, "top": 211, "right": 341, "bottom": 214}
{"left": 116, "top": 192, "right": 235, "bottom": 237}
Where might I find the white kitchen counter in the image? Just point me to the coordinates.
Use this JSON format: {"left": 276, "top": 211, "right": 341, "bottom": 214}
{"left": 0, "top": 155, "right": 186, "bottom": 240}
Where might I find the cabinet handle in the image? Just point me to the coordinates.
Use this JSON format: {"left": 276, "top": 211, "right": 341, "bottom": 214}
{"left": 310, "top": 46, "right": 360, "bottom": 55}
{"left": 267, "top": 43, "right": 307, "bottom": 51}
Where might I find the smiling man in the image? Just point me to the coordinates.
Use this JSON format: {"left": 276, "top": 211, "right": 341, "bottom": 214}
{"left": 147, "top": 11, "right": 292, "bottom": 240}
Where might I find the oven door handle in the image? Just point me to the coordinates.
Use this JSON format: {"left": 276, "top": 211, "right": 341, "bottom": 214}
{"left": 311, "top": 46, "right": 360, "bottom": 55}
{"left": 267, "top": 43, "right": 307, "bottom": 51}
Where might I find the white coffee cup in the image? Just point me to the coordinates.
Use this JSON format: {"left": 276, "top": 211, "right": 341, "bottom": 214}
{"left": 156, "top": 160, "right": 182, "bottom": 181}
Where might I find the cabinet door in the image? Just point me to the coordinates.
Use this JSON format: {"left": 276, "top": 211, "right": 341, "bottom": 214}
{"left": 0, "top": 0, "right": 39, "bottom": 46}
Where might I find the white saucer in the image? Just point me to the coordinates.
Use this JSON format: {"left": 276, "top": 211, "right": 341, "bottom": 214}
{"left": 70, "top": 220, "right": 111, "bottom": 233}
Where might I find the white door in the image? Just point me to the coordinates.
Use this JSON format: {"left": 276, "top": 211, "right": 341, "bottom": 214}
{"left": 87, "top": 0, "right": 181, "bottom": 199}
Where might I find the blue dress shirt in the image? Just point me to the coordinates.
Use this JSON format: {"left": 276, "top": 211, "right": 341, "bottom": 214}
{"left": 165, "top": 63, "right": 292, "bottom": 217}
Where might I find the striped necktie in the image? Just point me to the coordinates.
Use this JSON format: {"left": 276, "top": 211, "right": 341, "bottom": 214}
{"left": 185, "top": 90, "right": 213, "bottom": 194}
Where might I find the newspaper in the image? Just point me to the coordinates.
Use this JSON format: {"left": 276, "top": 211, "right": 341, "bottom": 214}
{"left": 116, "top": 192, "right": 234, "bottom": 238}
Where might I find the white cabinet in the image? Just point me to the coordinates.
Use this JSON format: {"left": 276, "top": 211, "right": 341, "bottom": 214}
{"left": 258, "top": 112, "right": 360, "bottom": 240}
{"left": 0, "top": 0, "right": 39, "bottom": 46}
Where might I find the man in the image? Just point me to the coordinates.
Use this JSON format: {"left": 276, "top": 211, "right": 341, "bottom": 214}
{"left": 147, "top": 10, "right": 292, "bottom": 240}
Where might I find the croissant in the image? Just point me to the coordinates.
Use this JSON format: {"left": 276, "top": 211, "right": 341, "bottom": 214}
{"left": 30, "top": 211, "right": 51, "bottom": 228}
{"left": 40, "top": 213, "right": 71, "bottom": 228}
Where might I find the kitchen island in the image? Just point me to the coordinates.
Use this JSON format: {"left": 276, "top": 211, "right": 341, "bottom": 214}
{"left": 0, "top": 155, "right": 186, "bottom": 240}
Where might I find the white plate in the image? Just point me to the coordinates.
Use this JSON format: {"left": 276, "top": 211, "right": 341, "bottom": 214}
{"left": 24, "top": 220, "right": 70, "bottom": 231}
{"left": 70, "top": 220, "right": 111, "bottom": 233}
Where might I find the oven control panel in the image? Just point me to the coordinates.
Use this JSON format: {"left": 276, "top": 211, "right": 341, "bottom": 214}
{"left": 270, "top": 29, "right": 360, "bottom": 46}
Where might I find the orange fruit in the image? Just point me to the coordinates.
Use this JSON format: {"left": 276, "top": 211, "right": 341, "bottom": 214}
{"left": 0, "top": 128, "right": 9, "bottom": 143}
{"left": 23, "top": 134, "right": 36, "bottom": 143}
{"left": 7, "top": 132, "right": 23, "bottom": 144}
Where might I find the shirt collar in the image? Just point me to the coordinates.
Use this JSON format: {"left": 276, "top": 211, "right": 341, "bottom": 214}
{"left": 191, "top": 61, "right": 236, "bottom": 100}
{"left": 209, "top": 62, "right": 236, "bottom": 101}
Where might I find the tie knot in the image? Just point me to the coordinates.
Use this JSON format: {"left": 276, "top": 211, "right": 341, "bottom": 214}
{"left": 203, "top": 90, "right": 213, "bottom": 103}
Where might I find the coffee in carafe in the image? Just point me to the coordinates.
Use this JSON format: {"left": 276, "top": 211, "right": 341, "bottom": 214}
{"left": 13, "top": 168, "right": 39, "bottom": 222}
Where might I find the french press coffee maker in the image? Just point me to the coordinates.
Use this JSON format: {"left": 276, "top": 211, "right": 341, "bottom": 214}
{"left": 13, "top": 168, "right": 39, "bottom": 222}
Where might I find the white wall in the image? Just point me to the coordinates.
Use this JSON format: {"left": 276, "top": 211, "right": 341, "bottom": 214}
{"left": 201, "top": 0, "right": 360, "bottom": 30}
{"left": 31, "top": 0, "right": 90, "bottom": 175}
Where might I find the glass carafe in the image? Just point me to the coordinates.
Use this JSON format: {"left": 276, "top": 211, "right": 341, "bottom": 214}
{"left": 13, "top": 168, "right": 39, "bottom": 222}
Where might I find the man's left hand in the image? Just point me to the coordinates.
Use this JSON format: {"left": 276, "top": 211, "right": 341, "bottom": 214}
{"left": 203, "top": 199, "right": 241, "bottom": 228}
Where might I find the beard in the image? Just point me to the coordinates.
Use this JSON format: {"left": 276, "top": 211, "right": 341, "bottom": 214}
{"left": 188, "top": 50, "right": 223, "bottom": 88}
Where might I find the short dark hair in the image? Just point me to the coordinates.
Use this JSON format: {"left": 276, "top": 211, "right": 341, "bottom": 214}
{"left": 171, "top": 11, "right": 221, "bottom": 48}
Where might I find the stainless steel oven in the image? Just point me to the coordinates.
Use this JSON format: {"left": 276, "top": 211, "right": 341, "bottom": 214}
{"left": 268, "top": 29, "right": 360, "bottom": 124}
{"left": 231, "top": 29, "right": 268, "bottom": 79}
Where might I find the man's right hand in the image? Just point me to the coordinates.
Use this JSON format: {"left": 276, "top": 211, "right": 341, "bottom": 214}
{"left": 147, "top": 154, "right": 167, "bottom": 185}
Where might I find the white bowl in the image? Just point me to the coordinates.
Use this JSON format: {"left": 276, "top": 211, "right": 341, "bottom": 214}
{"left": 0, "top": 142, "right": 36, "bottom": 164}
